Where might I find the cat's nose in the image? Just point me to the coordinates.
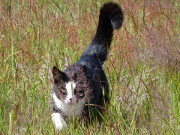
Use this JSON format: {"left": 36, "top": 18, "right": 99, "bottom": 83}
{"left": 69, "top": 98, "right": 72, "bottom": 102}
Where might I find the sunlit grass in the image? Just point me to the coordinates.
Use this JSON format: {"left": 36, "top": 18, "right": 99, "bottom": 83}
{"left": 0, "top": 0, "right": 179, "bottom": 134}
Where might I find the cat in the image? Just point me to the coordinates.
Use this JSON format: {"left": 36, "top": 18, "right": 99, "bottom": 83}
{"left": 52, "top": 2, "right": 123, "bottom": 131}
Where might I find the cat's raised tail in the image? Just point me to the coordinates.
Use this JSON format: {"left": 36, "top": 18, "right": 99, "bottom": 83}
{"left": 81, "top": 2, "right": 124, "bottom": 64}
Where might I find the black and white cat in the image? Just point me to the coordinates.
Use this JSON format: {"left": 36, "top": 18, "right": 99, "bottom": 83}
{"left": 52, "top": 2, "right": 123, "bottom": 130}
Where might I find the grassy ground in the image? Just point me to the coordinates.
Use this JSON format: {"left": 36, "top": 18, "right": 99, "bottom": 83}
{"left": 0, "top": 0, "right": 179, "bottom": 134}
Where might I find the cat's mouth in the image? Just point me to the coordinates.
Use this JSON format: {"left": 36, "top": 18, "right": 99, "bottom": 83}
{"left": 65, "top": 100, "right": 78, "bottom": 106}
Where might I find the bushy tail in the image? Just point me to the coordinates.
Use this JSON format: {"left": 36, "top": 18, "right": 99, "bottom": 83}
{"left": 81, "top": 2, "right": 124, "bottom": 64}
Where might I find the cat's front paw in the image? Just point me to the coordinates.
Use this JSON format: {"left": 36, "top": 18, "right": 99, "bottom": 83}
{"left": 52, "top": 112, "right": 66, "bottom": 131}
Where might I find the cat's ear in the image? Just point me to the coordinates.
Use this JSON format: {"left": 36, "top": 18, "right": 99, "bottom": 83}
{"left": 52, "top": 66, "right": 69, "bottom": 83}
{"left": 73, "top": 65, "right": 87, "bottom": 81}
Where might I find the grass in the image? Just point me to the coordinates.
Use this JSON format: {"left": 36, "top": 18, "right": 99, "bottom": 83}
{"left": 0, "top": 0, "right": 179, "bottom": 134}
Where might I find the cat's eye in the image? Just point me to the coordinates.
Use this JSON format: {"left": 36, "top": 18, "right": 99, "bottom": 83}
{"left": 79, "top": 90, "right": 84, "bottom": 94}
{"left": 62, "top": 92, "right": 67, "bottom": 96}
{"left": 61, "top": 89, "right": 66, "bottom": 92}
{"left": 61, "top": 89, "right": 67, "bottom": 95}
{"left": 78, "top": 90, "right": 84, "bottom": 97}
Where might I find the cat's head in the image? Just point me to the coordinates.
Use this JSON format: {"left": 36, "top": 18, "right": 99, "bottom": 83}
{"left": 52, "top": 65, "right": 90, "bottom": 107}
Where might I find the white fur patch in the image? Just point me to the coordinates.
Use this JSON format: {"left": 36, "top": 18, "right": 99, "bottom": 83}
{"left": 65, "top": 81, "right": 77, "bottom": 104}
{"left": 52, "top": 113, "right": 66, "bottom": 131}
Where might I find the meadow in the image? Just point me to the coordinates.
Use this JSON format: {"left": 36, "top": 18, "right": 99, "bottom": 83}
{"left": 0, "top": 0, "right": 179, "bottom": 134}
